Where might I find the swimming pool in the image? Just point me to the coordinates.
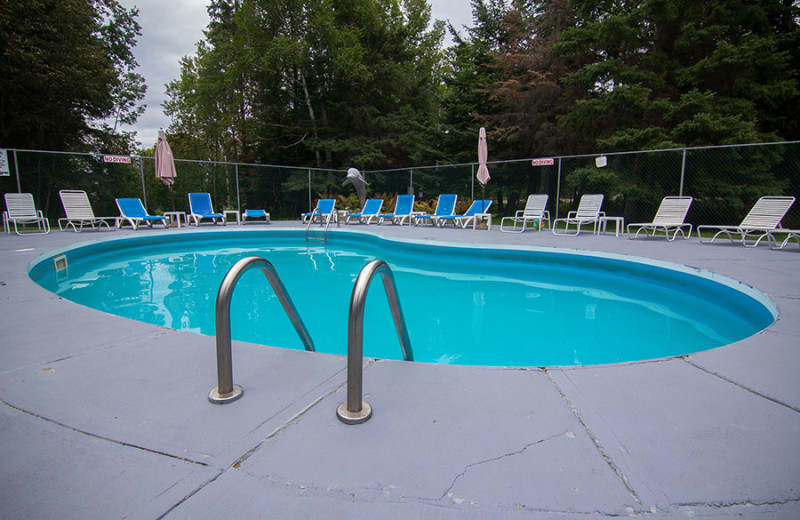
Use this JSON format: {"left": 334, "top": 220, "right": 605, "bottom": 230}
{"left": 29, "top": 230, "right": 776, "bottom": 366}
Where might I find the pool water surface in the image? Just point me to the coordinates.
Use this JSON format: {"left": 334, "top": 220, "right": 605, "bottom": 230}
{"left": 29, "top": 230, "right": 776, "bottom": 366}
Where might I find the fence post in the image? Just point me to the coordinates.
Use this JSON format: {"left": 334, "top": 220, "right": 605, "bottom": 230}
{"left": 555, "top": 157, "right": 562, "bottom": 219}
{"left": 139, "top": 157, "right": 147, "bottom": 208}
{"left": 307, "top": 168, "right": 312, "bottom": 212}
{"left": 12, "top": 149, "right": 21, "bottom": 192}
{"left": 471, "top": 163, "right": 475, "bottom": 201}
{"left": 680, "top": 148, "right": 687, "bottom": 196}
{"left": 235, "top": 164, "right": 241, "bottom": 212}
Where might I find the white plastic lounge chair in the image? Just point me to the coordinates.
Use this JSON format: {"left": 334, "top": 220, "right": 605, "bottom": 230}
{"left": 413, "top": 194, "right": 457, "bottom": 226}
{"left": 188, "top": 192, "right": 226, "bottom": 226}
{"left": 435, "top": 199, "right": 492, "bottom": 228}
{"left": 58, "top": 190, "right": 116, "bottom": 232}
{"left": 241, "top": 209, "right": 270, "bottom": 224}
{"left": 377, "top": 194, "right": 415, "bottom": 225}
{"left": 345, "top": 198, "right": 383, "bottom": 224}
{"left": 3, "top": 193, "right": 50, "bottom": 235}
{"left": 500, "top": 194, "right": 550, "bottom": 232}
{"left": 627, "top": 196, "right": 693, "bottom": 241}
{"left": 767, "top": 229, "right": 799, "bottom": 249}
{"left": 301, "top": 198, "right": 335, "bottom": 224}
{"left": 697, "top": 196, "right": 795, "bottom": 247}
{"left": 552, "top": 194, "right": 604, "bottom": 235}
{"left": 115, "top": 198, "right": 168, "bottom": 230}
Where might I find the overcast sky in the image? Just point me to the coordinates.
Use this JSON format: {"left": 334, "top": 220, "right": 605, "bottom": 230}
{"left": 117, "top": 0, "right": 474, "bottom": 149}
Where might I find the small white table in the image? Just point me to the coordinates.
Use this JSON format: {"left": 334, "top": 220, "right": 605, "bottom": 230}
{"left": 597, "top": 216, "right": 624, "bottom": 236}
{"left": 163, "top": 211, "right": 188, "bottom": 228}
{"left": 222, "top": 210, "right": 241, "bottom": 225}
{"left": 471, "top": 213, "right": 493, "bottom": 230}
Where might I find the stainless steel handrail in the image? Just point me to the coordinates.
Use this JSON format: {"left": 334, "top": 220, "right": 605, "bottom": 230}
{"left": 337, "top": 259, "right": 413, "bottom": 424}
{"left": 305, "top": 207, "right": 338, "bottom": 241}
{"left": 209, "top": 256, "right": 316, "bottom": 404}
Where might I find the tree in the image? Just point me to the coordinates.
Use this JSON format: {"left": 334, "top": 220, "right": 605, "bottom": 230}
{"left": 0, "top": 0, "right": 146, "bottom": 152}
{"left": 555, "top": 0, "right": 800, "bottom": 151}
{"left": 164, "top": 0, "right": 445, "bottom": 169}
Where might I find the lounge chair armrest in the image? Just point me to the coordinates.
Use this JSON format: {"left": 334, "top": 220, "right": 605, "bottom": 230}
{"left": 567, "top": 211, "right": 577, "bottom": 218}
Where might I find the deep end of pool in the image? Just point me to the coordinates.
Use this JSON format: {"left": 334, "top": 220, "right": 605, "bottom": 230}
{"left": 28, "top": 229, "right": 777, "bottom": 367}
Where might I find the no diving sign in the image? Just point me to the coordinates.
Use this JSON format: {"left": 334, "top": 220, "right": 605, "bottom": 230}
{"left": 531, "top": 158, "right": 555, "bottom": 166}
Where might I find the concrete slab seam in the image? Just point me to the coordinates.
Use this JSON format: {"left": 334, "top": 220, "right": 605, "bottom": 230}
{"left": 541, "top": 368, "right": 643, "bottom": 505}
{"left": 0, "top": 396, "right": 208, "bottom": 467}
{"left": 682, "top": 358, "right": 800, "bottom": 414}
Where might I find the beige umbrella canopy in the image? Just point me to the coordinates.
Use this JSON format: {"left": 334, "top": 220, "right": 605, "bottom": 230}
{"left": 477, "top": 127, "right": 491, "bottom": 213}
{"left": 155, "top": 130, "right": 177, "bottom": 210}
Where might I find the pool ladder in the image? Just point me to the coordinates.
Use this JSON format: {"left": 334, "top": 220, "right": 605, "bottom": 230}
{"left": 209, "top": 257, "right": 412, "bottom": 426}
{"left": 305, "top": 208, "right": 338, "bottom": 242}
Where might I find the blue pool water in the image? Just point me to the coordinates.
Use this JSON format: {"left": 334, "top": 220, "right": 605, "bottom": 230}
{"left": 29, "top": 230, "right": 775, "bottom": 366}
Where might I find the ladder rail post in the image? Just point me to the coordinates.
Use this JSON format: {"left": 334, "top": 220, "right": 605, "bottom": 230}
{"left": 337, "top": 259, "right": 413, "bottom": 424}
{"left": 209, "top": 256, "right": 315, "bottom": 404}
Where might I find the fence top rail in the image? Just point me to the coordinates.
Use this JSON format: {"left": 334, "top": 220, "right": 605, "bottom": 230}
{"left": 4, "top": 139, "right": 799, "bottom": 175}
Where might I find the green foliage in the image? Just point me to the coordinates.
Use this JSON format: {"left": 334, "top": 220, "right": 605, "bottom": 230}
{"left": 165, "top": 0, "right": 445, "bottom": 170}
{"left": 0, "top": 0, "right": 146, "bottom": 152}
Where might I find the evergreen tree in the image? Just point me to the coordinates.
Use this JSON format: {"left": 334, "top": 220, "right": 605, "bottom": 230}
{"left": 0, "top": 0, "right": 146, "bottom": 152}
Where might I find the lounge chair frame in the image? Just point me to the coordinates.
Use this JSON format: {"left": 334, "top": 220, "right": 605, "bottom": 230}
{"left": 697, "top": 196, "right": 795, "bottom": 248}
{"left": 413, "top": 194, "right": 457, "bottom": 226}
{"left": 552, "top": 194, "right": 604, "bottom": 235}
{"left": 345, "top": 199, "right": 383, "bottom": 224}
{"left": 115, "top": 198, "right": 168, "bottom": 230}
{"left": 189, "top": 192, "right": 226, "bottom": 226}
{"left": 627, "top": 196, "right": 693, "bottom": 241}
{"left": 500, "top": 194, "right": 550, "bottom": 232}
{"left": 377, "top": 194, "right": 416, "bottom": 225}
{"left": 58, "top": 190, "right": 116, "bottom": 232}
{"left": 3, "top": 193, "right": 50, "bottom": 235}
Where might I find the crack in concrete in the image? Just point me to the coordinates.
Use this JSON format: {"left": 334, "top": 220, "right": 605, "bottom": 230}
{"left": 437, "top": 431, "right": 568, "bottom": 501}
{"left": 542, "top": 368, "right": 643, "bottom": 505}
{"left": 0, "top": 397, "right": 208, "bottom": 466}
{"left": 674, "top": 496, "right": 800, "bottom": 509}
{"left": 683, "top": 358, "right": 800, "bottom": 414}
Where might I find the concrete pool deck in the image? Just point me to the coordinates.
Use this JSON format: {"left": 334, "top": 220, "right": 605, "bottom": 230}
{"left": 1, "top": 221, "right": 798, "bottom": 519}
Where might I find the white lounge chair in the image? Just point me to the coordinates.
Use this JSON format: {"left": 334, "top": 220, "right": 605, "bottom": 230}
{"left": 500, "top": 194, "right": 550, "bottom": 232}
{"left": 58, "top": 190, "right": 116, "bottom": 232}
{"left": 188, "top": 192, "right": 226, "bottom": 226}
{"left": 767, "top": 229, "right": 799, "bottom": 249}
{"left": 697, "top": 196, "right": 795, "bottom": 247}
{"left": 552, "top": 194, "right": 604, "bottom": 235}
{"left": 435, "top": 199, "right": 492, "bottom": 228}
{"left": 413, "top": 194, "right": 457, "bottom": 226}
{"left": 377, "top": 194, "right": 415, "bottom": 225}
{"left": 115, "top": 198, "right": 168, "bottom": 230}
{"left": 345, "top": 198, "right": 383, "bottom": 224}
{"left": 627, "top": 196, "right": 693, "bottom": 241}
{"left": 3, "top": 193, "right": 50, "bottom": 234}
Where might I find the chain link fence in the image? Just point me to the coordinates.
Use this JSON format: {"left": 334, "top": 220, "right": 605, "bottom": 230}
{"left": 2, "top": 141, "right": 799, "bottom": 229}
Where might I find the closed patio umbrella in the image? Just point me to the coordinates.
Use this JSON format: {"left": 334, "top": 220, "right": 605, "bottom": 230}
{"left": 477, "top": 127, "right": 491, "bottom": 215}
{"left": 155, "top": 129, "right": 177, "bottom": 210}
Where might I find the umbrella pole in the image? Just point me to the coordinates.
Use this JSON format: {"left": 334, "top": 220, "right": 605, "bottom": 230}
{"left": 170, "top": 185, "right": 176, "bottom": 212}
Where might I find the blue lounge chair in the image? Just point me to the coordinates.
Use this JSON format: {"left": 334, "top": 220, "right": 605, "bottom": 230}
{"left": 345, "top": 199, "right": 383, "bottom": 224}
{"left": 377, "top": 194, "right": 415, "bottom": 225}
{"left": 188, "top": 192, "right": 225, "bottom": 226}
{"left": 241, "top": 209, "right": 270, "bottom": 224}
{"left": 115, "top": 198, "right": 168, "bottom": 230}
{"left": 435, "top": 199, "right": 492, "bottom": 228}
{"left": 413, "top": 194, "right": 457, "bottom": 226}
{"left": 301, "top": 198, "right": 336, "bottom": 224}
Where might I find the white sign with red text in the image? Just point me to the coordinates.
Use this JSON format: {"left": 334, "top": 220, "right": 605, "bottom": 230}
{"left": 103, "top": 155, "right": 131, "bottom": 164}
